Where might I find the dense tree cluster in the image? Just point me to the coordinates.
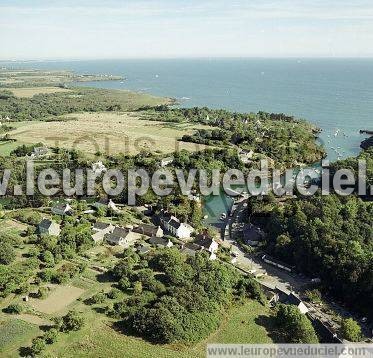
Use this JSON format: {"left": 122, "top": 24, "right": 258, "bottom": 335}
{"left": 329, "top": 147, "right": 373, "bottom": 194}
{"left": 10, "top": 143, "right": 44, "bottom": 157}
{"left": 108, "top": 248, "right": 264, "bottom": 343}
{"left": 28, "top": 310, "right": 83, "bottom": 356}
{"left": 275, "top": 304, "right": 318, "bottom": 343}
{"left": 340, "top": 318, "right": 362, "bottom": 342}
{"left": 0, "top": 240, "right": 15, "bottom": 265}
{"left": 0, "top": 87, "right": 157, "bottom": 121}
{"left": 140, "top": 107, "right": 325, "bottom": 167}
{"left": 0, "top": 258, "right": 39, "bottom": 297}
{"left": 250, "top": 192, "right": 372, "bottom": 317}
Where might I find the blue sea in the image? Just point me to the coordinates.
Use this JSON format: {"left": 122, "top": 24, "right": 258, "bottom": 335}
{"left": 3, "top": 58, "right": 373, "bottom": 162}
{"left": 4, "top": 58, "right": 371, "bottom": 224}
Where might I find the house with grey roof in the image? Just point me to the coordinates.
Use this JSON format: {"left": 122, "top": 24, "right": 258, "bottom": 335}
{"left": 32, "top": 146, "right": 49, "bottom": 158}
{"left": 91, "top": 222, "right": 114, "bottom": 244}
{"left": 105, "top": 226, "right": 130, "bottom": 246}
{"left": 194, "top": 233, "right": 219, "bottom": 253}
{"left": 133, "top": 224, "right": 163, "bottom": 238}
{"left": 283, "top": 292, "right": 309, "bottom": 314}
{"left": 243, "top": 224, "right": 265, "bottom": 246}
{"left": 38, "top": 219, "right": 61, "bottom": 237}
{"left": 51, "top": 202, "right": 73, "bottom": 216}
{"left": 94, "top": 198, "right": 120, "bottom": 212}
{"left": 180, "top": 242, "right": 200, "bottom": 257}
{"left": 93, "top": 222, "right": 114, "bottom": 233}
{"left": 158, "top": 211, "right": 194, "bottom": 239}
{"left": 136, "top": 243, "right": 151, "bottom": 254}
{"left": 149, "top": 236, "right": 173, "bottom": 248}
{"left": 180, "top": 242, "right": 216, "bottom": 260}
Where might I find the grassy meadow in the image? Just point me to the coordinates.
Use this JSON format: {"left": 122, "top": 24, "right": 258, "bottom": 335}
{"left": 6, "top": 87, "right": 73, "bottom": 98}
{"left": 8, "top": 112, "right": 212, "bottom": 155}
{"left": 44, "top": 300, "right": 273, "bottom": 358}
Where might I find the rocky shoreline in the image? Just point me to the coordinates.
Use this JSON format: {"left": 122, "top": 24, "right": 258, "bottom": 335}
{"left": 361, "top": 136, "right": 373, "bottom": 150}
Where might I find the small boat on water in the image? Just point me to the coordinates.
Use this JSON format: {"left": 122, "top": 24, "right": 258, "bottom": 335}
{"left": 220, "top": 213, "right": 227, "bottom": 220}
{"left": 203, "top": 214, "right": 208, "bottom": 219}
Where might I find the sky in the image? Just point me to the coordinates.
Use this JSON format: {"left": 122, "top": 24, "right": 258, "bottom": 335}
{"left": 1, "top": 0, "right": 373, "bottom": 59}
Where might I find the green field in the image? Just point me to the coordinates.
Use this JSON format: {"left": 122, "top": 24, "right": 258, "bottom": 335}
{"left": 44, "top": 300, "right": 273, "bottom": 358}
{"left": 0, "top": 319, "right": 40, "bottom": 357}
{"left": 0, "top": 122, "right": 39, "bottom": 155}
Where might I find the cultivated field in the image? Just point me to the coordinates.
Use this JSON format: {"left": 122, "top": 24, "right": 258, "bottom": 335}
{"left": 7, "top": 86, "right": 72, "bottom": 98}
{"left": 9, "top": 112, "right": 212, "bottom": 155}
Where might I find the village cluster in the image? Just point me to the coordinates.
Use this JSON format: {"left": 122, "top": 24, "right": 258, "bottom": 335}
{"left": 38, "top": 197, "right": 224, "bottom": 262}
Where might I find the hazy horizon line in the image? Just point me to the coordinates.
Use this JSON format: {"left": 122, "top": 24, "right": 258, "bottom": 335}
{"left": 1, "top": 56, "right": 373, "bottom": 62}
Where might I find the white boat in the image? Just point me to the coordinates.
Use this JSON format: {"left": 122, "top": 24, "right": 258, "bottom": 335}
{"left": 220, "top": 213, "right": 227, "bottom": 220}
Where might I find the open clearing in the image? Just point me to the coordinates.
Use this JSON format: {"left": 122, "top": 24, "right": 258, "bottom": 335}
{"left": 0, "top": 219, "right": 27, "bottom": 234}
{"left": 9, "top": 112, "right": 212, "bottom": 155}
{"left": 7, "top": 86, "right": 72, "bottom": 98}
{"left": 29, "top": 285, "right": 85, "bottom": 314}
{"left": 15, "top": 314, "right": 50, "bottom": 326}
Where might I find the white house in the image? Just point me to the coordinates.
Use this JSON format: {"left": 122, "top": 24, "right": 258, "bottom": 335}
{"left": 32, "top": 146, "right": 49, "bottom": 158}
{"left": 238, "top": 149, "right": 254, "bottom": 164}
{"left": 92, "top": 161, "right": 107, "bottom": 175}
{"left": 105, "top": 226, "right": 130, "bottom": 246}
{"left": 51, "top": 203, "right": 73, "bottom": 216}
{"left": 94, "top": 198, "right": 120, "bottom": 212}
{"left": 38, "top": 219, "right": 61, "bottom": 237}
{"left": 91, "top": 231, "right": 106, "bottom": 243}
{"left": 286, "top": 292, "right": 309, "bottom": 314}
{"left": 133, "top": 224, "right": 163, "bottom": 238}
{"left": 91, "top": 222, "right": 115, "bottom": 243}
{"left": 93, "top": 221, "right": 115, "bottom": 234}
{"left": 194, "top": 233, "right": 219, "bottom": 254}
{"left": 160, "top": 156, "right": 174, "bottom": 167}
{"left": 159, "top": 212, "right": 194, "bottom": 239}
{"left": 180, "top": 242, "right": 216, "bottom": 260}
{"left": 149, "top": 236, "right": 173, "bottom": 248}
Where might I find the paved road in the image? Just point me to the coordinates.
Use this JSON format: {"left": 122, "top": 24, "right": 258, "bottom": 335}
{"left": 225, "top": 198, "right": 308, "bottom": 293}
